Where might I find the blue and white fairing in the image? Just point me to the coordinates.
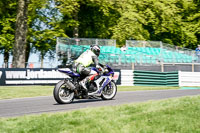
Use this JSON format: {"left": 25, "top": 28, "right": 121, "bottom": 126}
{"left": 89, "top": 65, "right": 114, "bottom": 95}
{"left": 91, "top": 65, "right": 114, "bottom": 76}
{"left": 58, "top": 68, "right": 80, "bottom": 77}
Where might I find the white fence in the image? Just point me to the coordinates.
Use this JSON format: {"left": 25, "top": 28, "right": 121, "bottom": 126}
{"left": 179, "top": 71, "right": 200, "bottom": 86}
{"left": 120, "top": 70, "right": 134, "bottom": 86}
{"left": 120, "top": 70, "right": 200, "bottom": 87}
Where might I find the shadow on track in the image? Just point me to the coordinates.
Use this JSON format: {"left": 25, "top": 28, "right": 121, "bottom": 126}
{"left": 53, "top": 98, "right": 116, "bottom": 105}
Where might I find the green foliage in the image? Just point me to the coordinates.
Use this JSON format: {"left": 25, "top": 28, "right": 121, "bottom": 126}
{"left": 0, "top": 0, "right": 17, "bottom": 53}
{"left": 56, "top": 0, "right": 120, "bottom": 38}
{"left": 28, "top": 0, "right": 67, "bottom": 60}
{"left": 112, "top": 0, "right": 200, "bottom": 48}
{"left": 55, "top": 0, "right": 80, "bottom": 37}
{"left": 0, "top": 18, "right": 15, "bottom": 52}
{"left": 0, "top": 0, "right": 68, "bottom": 64}
{"left": 0, "top": 95, "right": 200, "bottom": 132}
{"left": 0, "top": 0, "right": 200, "bottom": 65}
{"left": 77, "top": 0, "right": 120, "bottom": 38}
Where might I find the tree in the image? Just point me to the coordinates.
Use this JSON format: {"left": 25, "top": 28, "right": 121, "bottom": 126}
{"left": 55, "top": 0, "right": 80, "bottom": 38}
{"left": 12, "top": 0, "right": 29, "bottom": 68}
{"left": 29, "top": 0, "right": 67, "bottom": 68}
{"left": 111, "top": 0, "right": 200, "bottom": 48}
{"left": 55, "top": 0, "right": 120, "bottom": 38}
{"left": 77, "top": 0, "right": 120, "bottom": 38}
{"left": 0, "top": 0, "right": 17, "bottom": 67}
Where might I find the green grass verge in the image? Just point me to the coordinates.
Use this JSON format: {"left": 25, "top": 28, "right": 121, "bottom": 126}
{"left": 118, "top": 86, "right": 179, "bottom": 91}
{"left": 0, "top": 95, "right": 200, "bottom": 133}
{"left": 0, "top": 85, "right": 179, "bottom": 100}
{"left": 0, "top": 86, "right": 53, "bottom": 99}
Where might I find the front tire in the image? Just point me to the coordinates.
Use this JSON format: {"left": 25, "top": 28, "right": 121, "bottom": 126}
{"left": 101, "top": 81, "right": 117, "bottom": 100}
{"left": 53, "top": 80, "right": 75, "bottom": 104}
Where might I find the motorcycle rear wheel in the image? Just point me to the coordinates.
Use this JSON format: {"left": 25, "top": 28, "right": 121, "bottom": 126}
{"left": 53, "top": 80, "right": 75, "bottom": 104}
{"left": 101, "top": 81, "right": 117, "bottom": 100}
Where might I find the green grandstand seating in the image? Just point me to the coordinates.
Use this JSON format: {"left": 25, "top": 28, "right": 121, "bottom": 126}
{"left": 66, "top": 44, "right": 194, "bottom": 64}
{"left": 125, "top": 55, "right": 132, "bottom": 63}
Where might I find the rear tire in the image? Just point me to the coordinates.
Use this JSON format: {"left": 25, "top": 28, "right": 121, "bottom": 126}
{"left": 53, "top": 80, "right": 74, "bottom": 104}
{"left": 101, "top": 81, "right": 117, "bottom": 100}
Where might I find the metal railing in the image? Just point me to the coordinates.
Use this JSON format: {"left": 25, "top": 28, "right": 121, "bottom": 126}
{"left": 57, "top": 37, "right": 116, "bottom": 47}
{"left": 126, "top": 40, "right": 197, "bottom": 64}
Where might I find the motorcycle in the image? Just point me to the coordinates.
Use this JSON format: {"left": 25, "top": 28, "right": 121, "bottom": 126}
{"left": 53, "top": 64, "right": 117, "bottom": 104}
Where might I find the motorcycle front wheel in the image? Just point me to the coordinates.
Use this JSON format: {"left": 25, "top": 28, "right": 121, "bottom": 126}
{"left": 101, "top": 81, "right": 117, "bottom": 100}
{"left": 53, "top": 80, "right": 75, "bottom": 104}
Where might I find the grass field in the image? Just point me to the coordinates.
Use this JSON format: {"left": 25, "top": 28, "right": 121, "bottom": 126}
{"left": 0, "top": 86, "right": 53, "bottom": 100}
{"left": 0, "top": 86, "right": 179, "bottom": 100}
{"left": 0, "top": 95, "right": 199, "bottom": 133}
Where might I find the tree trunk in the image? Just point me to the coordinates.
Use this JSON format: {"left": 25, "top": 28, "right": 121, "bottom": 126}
{"left": 4, "top": 50, "right": 9, "bottom": 68}
{"left": 41, "top": 57, "right": 43, "bottom": 68}
{"left": 73, "top": 10, "right": 79, "bottom": 38}
{"left": 12, "top": 0, "right": 28, "bottom": 68}
{"left": 40, "top": 52, "right": 44, "bottom": 68}
{"left": 25, "top": 43, "right": 30, "bottom": 68}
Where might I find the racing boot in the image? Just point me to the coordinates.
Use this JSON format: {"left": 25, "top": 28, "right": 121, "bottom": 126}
{"left": 80, "top": 80, "right": 88, "bottom": 98}
{"left": 80, "top": 77, "right": 90, "bottom": 98}
{"left": 80, "top": 79, "right": 87, "bottom": 91}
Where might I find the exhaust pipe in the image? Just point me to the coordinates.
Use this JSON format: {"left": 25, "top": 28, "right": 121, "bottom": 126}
{"left": 64, "top": 79, "right": 76, "bottom": 90}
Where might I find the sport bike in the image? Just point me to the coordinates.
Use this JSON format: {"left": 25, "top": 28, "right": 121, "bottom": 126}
{"left": 53, "top": 64, "right": 117, "bottom": 104}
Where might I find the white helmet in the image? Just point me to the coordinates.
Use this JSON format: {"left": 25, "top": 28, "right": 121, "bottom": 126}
{"left": 90, "top": 45, "right": 100, "bottom": 56}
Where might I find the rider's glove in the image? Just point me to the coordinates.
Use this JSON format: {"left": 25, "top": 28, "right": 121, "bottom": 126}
{"left": 96, "top": 65, "right": 104, "bottom": 73}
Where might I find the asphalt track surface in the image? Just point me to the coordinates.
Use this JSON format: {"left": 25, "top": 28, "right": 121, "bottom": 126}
{"left": 0, "top": 89, "right": 200, "bottom": 117}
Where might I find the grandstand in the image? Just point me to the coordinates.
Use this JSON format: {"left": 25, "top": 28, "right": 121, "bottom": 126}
{"left": 56, "top": 38, "right": 197, "bottom": 70}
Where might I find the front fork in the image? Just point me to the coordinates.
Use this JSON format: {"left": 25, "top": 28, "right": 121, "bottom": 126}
{"left": 99, "top": 77, "right": 112, "bottom": 94}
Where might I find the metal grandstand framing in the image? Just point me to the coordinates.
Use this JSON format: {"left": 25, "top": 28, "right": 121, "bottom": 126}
{"left": 56, "top": 38, "right": 198, "bottom": 69}
{"left": 56, "top": 37, "right": 117, "bottom": 66}
{"left": 126, "top": 40, "right": 197, "bottom": 64}
{"left": 57, "top": 37, "right": 116, "bottom": 47}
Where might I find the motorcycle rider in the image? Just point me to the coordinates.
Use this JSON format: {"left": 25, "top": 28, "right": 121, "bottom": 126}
{"left": 72, "top": 44, "right": 103, "bottom": 92}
